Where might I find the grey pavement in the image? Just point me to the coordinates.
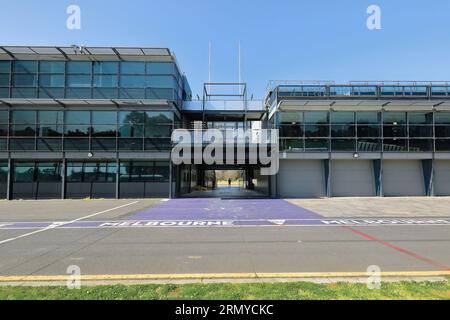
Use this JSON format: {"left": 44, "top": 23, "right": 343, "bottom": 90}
{"left": 0, "top": 198, "right": 448, "bottom": 277}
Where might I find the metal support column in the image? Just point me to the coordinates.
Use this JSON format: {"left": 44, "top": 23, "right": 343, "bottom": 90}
{"left": 61, "top": 157, "right": 66, "bottom": 199}
{"left": 6, "top": 157, "right": 12, "bottom": 200}
{"left": 115, "top": 158, "right": 120, "bottom": 199}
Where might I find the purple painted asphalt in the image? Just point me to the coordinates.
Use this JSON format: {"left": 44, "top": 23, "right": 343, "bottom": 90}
{"left": 127, "top": 198, "right": 323, "bottom": 221}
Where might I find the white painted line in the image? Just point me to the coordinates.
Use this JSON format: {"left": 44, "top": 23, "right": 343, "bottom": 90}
{"left": 0, "top": 201, "right": 139, "bottom": 246}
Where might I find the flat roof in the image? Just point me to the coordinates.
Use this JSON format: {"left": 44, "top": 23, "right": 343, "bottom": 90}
{"left": 0, "top": 45, "right": 175, "bottom": 62}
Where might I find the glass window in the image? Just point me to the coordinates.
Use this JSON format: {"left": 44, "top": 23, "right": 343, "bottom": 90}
{"left": 119, "top": 111, "right": 144, "bottom": 125}
{"left": 280, "top": 125, "right": 302, "bottom": 137}
{"left": 13, "top": 61, "right": 38, "bottom": 73}
{"left": 357, "top": 125, "right": 380, "bottom": 137}
{"left": 305, "top": 125, "right": 329, "bottom": 137}
{"left": 67, "top": 61, "right": 91, "bottom": 74}
{"left": 331, "top": 125, "right": 355, "bottom": 137}
{"left": 305, "top": 139, "right": 329, "bottom": 151}
{"left": 38, "top": 111, "right": 63, "bottom": 124}
{"left": 436, "top": 139, "right": 450, "bottom": 151}
{"left": 279, "top": 112, "right": 302, "bottom": 124}
{"left": 92, "top": 111, "right": 116, "bottom": 125}
{"left": 13, "top": 74, "right": 37, "bottom": 87}
{"left": 383, "top": 139, "right": 408, "bottom": 152}
{"left": 146, "top": 75, "right": 176, "bottom": 88}
{"left": 154, "top": 162, "right": 169, "bottom": 181}
{"left": 409, "top": 139, "right": 434, "bottom": 152}
{"left": 38, "top": 125, "right": 62, "bottom": 137}
{"left": 0, "top": 74, "right": 9, "bottom": 86}
{"left": 93, "top": 88, "right": 118, "bottom": 99}
{"left": 304, "top": 112, "right": 328, "bottom": 124}
{"left": 0, "top": 111, "right": 8, "bottom": 123}
{"left": 435, "top": 126, "right": 450, "bottom": 138}
{"left": 13, "top": 162, "right": 35, "bottom": 182}
{"left": 357, "top": 139, "right": 381, "bottom": 152}
{"left": 409, "top": 126, "right": 433, "bottom": 138}
{"left": 435, "top": 112, "right": 450, "bottom": 124}
{"left": 0, "top": 124, "right": 7, "bottom": 136}
{"left": 330, "top": 112, "right": 355, "bottom": 124}
{"left": 408, "top": 112, "right": 433, "bottom": 124}
{"left": 11, "top": 88, "right": 37, "bottom": 98}
{"left": 331, "top": 139, "right": 356, "bottom": 151}
{"left": 0, "top": 61, "right": 10, "bottom": 73}
{"left": 64, "top": 138, "right": 89, "bottom": 150}
{"left": 66, "top": 88, "right": 91, "bottom": 99}
{"left": 66, "top": 162, "right": 83, "bottom": 182}
{"left": 0, "top": 88, "right": 8, "bottom": 98}
{"left": 147, "top": 62, "right": 174, "bottom": 74}
{"left": 39, "top": 74, "right": 64, "bottom": 87}
{"left": 383, "top": 125, "right": 407, "bottom": 137}
{"left": 67, "top": 75, "right": 92, "bottom": 87}
{"left": 281, "top": 138, "right": 304, "bottom": 151}
{"left": 39, "top": 88, "right": 65, "bottom": 99}
{"left": 11, "top": 124, "right": 36, "bottom": 136}
{"left": 93, "top": 75, "right": 117, "bottom": 88}
{"left": 65, "top": 111, "right": 90, "bottom": 124}
{"left": 120, "top": 75, "right": 146, "bottom": 88}
{"left": 93, "top": 61, "right": 118, "bottom": 74}
{"left": 383, "top": 112, "right": 406, "bottom": 125}
{"left": 40, "top": 61, "right": 65, "bottom": 73}
{"left": 36, "top": 162, "right": 61, "bottom": 181}
{"left": 119, "top": 88, "right": 145, "bottom": 99}
{"left": 120, "top": 62, "right": 145, "bottom": 74}
{"left": 12, "top": 111, "right": 36, "bottom": 124}
{"left": 357, "top": 112, "right": 381, "bottom": 124}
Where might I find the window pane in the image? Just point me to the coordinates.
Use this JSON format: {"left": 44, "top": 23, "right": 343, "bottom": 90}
{"left": 120, "top": 62, "right": 145, "bottom": 74}
{"left": 36, "top": 162, "right": 61, "bottom": 181}
{"left": 0, "top": 124, "right": 7, "bottom": 136}
{"left": 280, "top": 125, "right": 302, "bottom": 137}
{"left": 13, "top": 163, "right": 35, "bottom": 182}
{"left": 38, "top": 125, "right": 62, "bottom": 137}
{"left": 331, "top": 139, "right": 356, "bottom": 151}
{"left": 64, "top": 125, "right": 89, "bottom": 136}
{"left": 357, "top": 139, "right": 381, "bottom": 152}
{"left": 65, "top": 111, "right": 90, "bottom": 124}
{"left": 93, "top": 61, "right": 118, "bottom": 74}
{"left": 357, "top": 125, "right": 380, "bottom": 137}
{"left": 64, "top": 138, "right": 89, "bottom": 150}
{"left": 39, "top": 88, "right": 65, "bottom": 99}
{"left": 0, "top": 61, "right": 10, "bottom": 73}
{"left": 0, "top": 74, "right": 9, "bottom": 86}
{"left": 40, "top": 61, "right": 65, "bottom": 73}
{"left": 12, "top": 111, "right": 36, "bottom": 124}
{"left": 146, "top": 75, "right": 176, "bottom": 88}
{"left": 0, "top": 111, "right": 8, "bottom": 123}
{"left": 436, "top": 139, "right": 450, "bottom": 151}
{"left": 435, "top": 112, "right": 450, "bottom": 124}
{"left": 10, "top": 138, "right": 35, "bottom": 151}
{"left": 331, "top": 125, "right": 355, "bottom": 137}
{"left": 91, "top": 124, "right": 117, "bottom": 137}
{"left": 13, "top": 61, "right": 38, "bottom": 73}
{"left": 120, "top": 75, "right": 146, "bottom": 88}
{"left": 279, "top": 112, "right": 302, "bottom": 124}
{"left": 39, "top": 74, "right": 64, "bottom": 87}
{"left": 357, "top": 112, "right": 380, "bottom": 124}
{"left": 92, "top": 138, "right": 116, "bottom": 151}
{"left": 330, "top": 112, "right": 355, "bottom": 124}
{"left": 154, "top": 162, "right": 169, "bottom": 181}
{"left": 409, "top": 139, "right": 434, "bottom": 152}
{"left": 383, "top": 125, "right": 407, "bottom": 137}
{"left": 147, "top": 62, "right": 174, "bottom": 74}
{"left": 11, "top": 88, "right": 36, "bottom": 98}
{"left": 383, "top": 112, "right": 406, "bottom": 124}
{"left": 435, "top": 126, "right": 450, "bottom": 138}
{"left": 67, "top": 61, "right": 91, "bottom": 74}
{"left": 11, "top": 124, "right": 36, "bottom": 136}
{"left": 93, "top": 75, "right": 117, "bottom": 88}
{"left": 304, "top": 112, "right": 328, "bottom": 124}
{"left": 67, "top": 75, "right": 92, "bottom": 87}
{"left": 38, "top": 111, "right": 63, "bottom": 124}
{"left": 305, "top": 139, "right": 329, "bottom": 151}
{"left": 383, "top": 139, "right": 408, "bottom": 152}
{"left": 93, "top": 88, "right": 118, "bottom": 99}
{"left": 119, "top": 111, "right": 144, "bottom": 125}
{"left": 92, "top": 111, "right": 116, "bottom": 125}
{"left": 67, "top": 162, "right": 83, "bottom": 181}
{"left": 408, "top": 112, "right": 433, "bottom": 124}
{"left": 305, "top": 125, "right": 329, "bottom": 137}
{"left": 409, "top": 126, "right": 433, "bottom": 138}
{"left": 13, "top": 74, "right": 37, "bottom": 87}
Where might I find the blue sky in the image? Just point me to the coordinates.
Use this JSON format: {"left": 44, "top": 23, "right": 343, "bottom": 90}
{"left": 1, "top": 0, "right": 450, "bottom": 98}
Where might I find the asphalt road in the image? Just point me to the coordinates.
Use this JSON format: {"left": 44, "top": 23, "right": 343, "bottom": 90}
{"left": 0, "top": 198, "right": 449, "bottom": 277}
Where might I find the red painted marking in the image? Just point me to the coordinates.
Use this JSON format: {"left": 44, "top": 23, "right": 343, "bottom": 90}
{"left": 342, "top": 226, "right": 450, "bottom": 271}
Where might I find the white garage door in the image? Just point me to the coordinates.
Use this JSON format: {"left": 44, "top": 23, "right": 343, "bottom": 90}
{"left": 331, "top": 160, "right": 375, "bottom": 197}
{"left": 278, "top": 160, "right": 325, "bottom": 198}
{"left": 383, "top": 160, "right": 424, "bottom": 196}
{"left": 434, "top": 160, "right": 450, "bottom": 196}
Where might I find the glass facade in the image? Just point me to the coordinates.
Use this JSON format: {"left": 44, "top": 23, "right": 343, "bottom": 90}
{"left": 277, "top": 111, "right": 450, "bottom": 152}
{"left": 0, "top": 109, "right": 175, "bottom": 152}
{"left": 0, "top": 60, "right": 184, "bottom": 105}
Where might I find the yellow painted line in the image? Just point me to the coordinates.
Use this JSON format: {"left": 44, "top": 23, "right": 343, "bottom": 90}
{"left": 0, "top": 271, "right": 449, "bottom": 282}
